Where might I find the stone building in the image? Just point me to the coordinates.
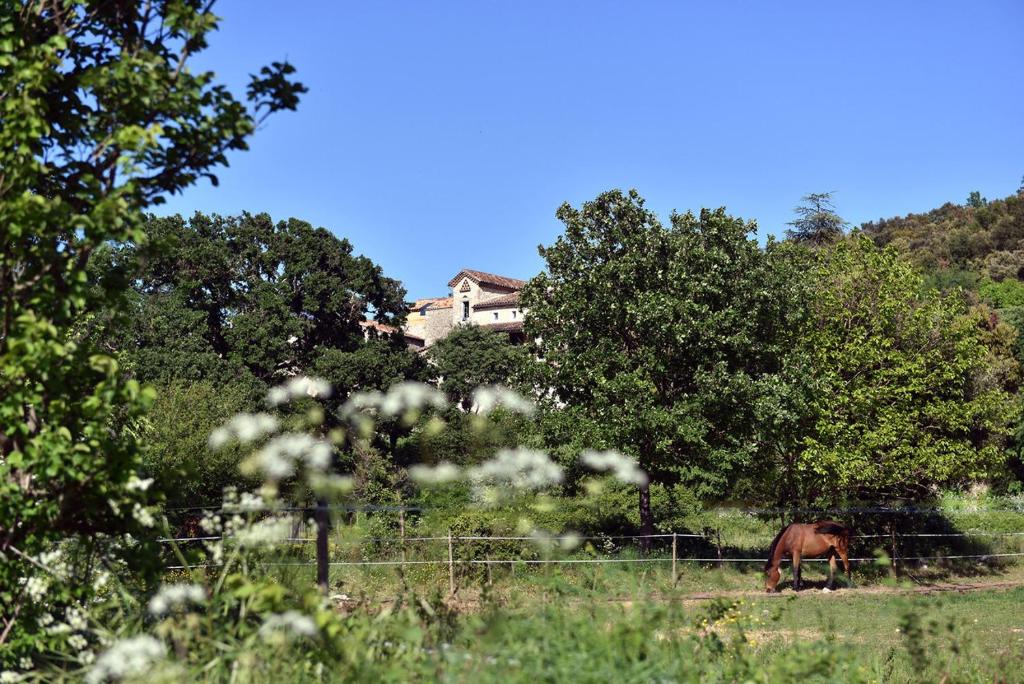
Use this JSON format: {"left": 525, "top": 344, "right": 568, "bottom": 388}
{"left": 402, "top": 268, "right": 527, "bottom": 349}
{"left": 404, "top": 296, "right": 453, "bottom": 349}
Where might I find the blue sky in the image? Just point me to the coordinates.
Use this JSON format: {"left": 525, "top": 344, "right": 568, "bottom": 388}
{"left": 159, "top": 1, "right": 1024, "bottom": 299}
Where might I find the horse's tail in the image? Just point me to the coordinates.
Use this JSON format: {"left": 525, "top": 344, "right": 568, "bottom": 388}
{"left": 815, "top": 521, "right": 850, "bottom": 537}
{"left": 815, "top": 521, "right": 851, "bottom": 550}
{"left": 764, "top": 525, "right": 789, "bottom": 571}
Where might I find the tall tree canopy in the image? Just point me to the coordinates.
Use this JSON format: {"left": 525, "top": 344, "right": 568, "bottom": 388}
{"left": 0, "top": 0, "right": 303, "bottom": 660}
{"left": 522, "top": 189, "right": 811, "bottom": 534}
{"left": 794, "top": 237, "right": 1018, "bottom": 502}
{"left": 98, "top": 212, "right": 409, "bottom": 385}
{"left": 785, "top": 192, "right": 848, "bottom": 246}
{"left": 428, "top": 324, "right": 529, "bottom": 410}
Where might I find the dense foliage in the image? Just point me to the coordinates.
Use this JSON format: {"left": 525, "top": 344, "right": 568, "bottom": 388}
{"left": 794, "top": 237, "right": 1017, "bottom": 503}
{"left": 97, "top": 211, "right": 409, "bottom": 386}
{"left": 428, "top": 324, "right": 530, "bottom": 409}
{"left": 521, "top": 190, "right": 814, "bottom": 534}
{"left": 0, "top": 0, "right": 303, "bottom": 666}
{"left": 862, "top": 189, "right": 1024, "bottom": 277}
{"left": 4, "top": 1, "right": 1024, "bottom": 679}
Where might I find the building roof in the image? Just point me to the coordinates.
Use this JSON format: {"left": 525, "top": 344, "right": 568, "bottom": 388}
{"left": 483, "top": 320, "right": 524, "bottom": 333}
{"left": 473, "top": 292, "right": 521, "bottom": 310}
{"left": 359, "top": 319, "right": 398, "bottom": 335}
{"left": 409, "top": 296, "right": 452, "bottom": 311}
{"left": 362, "top": 319, "right": 426, "bottom": 344}
{"left": 447, "top": 269, "right": 526, "bottom": 291}
{"left": 427, "top": 297, "right": 452, "bottom": 310}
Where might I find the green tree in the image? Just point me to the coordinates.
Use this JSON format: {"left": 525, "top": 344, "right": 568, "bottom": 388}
{"left": 140, "top": 380, "right": 263, "bottom": 508}
{"left": 0, "top": 0, "right": 302, "bottom": 661}
{"left": 795, "top": 237, "right": 1017, "bottom": 503}
{"left": 428, "top": 324, "right": 529, "bottom": 409}
{"left": 101, "top": 212, "right": 408, "bottom": 384}
{"left": 785, "top": 192, "right": 848, "bottom": 246}
{"left": 967, "top": 190, "right": 988, "bottom": 209}
{"left": 522, "top": 189, "right": 812, "bottom": 539}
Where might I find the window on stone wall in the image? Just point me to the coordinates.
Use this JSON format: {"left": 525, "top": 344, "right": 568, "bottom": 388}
{"left": 493, "top": 312, "right": 499, "bottom": 320}
{"left": 462, "top": 300, "right": 469, "bottom": 321}
{"left": 512, "top": 310, "right": 517, "bottom": 319}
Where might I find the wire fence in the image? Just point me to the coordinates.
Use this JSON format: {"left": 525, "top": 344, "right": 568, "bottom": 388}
{"left": 161, "top": 529, "right": 1024, "bottom": 575}
{"left": 157, "top": 502, "right": 1024, "bottom": 596}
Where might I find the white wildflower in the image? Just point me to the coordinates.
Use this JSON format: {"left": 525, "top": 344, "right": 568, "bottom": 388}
{"left": 200, "top": 514, "right": 222, "bottom": 534}
{"left": 559, "top": 532, "right": 582, "bottom": 551}
{"left": 468, "top": 448, "right": 563, "bottom": 490}
{"left": 79, "top": 650, "right": 95, "bottom": 665}
{"left": 258, "top": 611, "right": 317, "bottom": 642}
{"left": 223, "top": 491, "right": 268, "bottom": 513}
{"left": 409, "top": 462, "right": 462, "bottom": 486}
{"left": 17, "top": 658, "right": 31, "bottom": 671}
{"left": 38, "top": 548, "right": 63, "bottom": 567}
{"left": 38, "top": 613, "right": 54, "bottom": 627}
{"left": 233, "top": 517, "right": 292, "bottom": 548}
{"left": 340, "top": 389, "right": 384, "bottom": 416}
{"left": 580, "top": 449, "right": 649, "bottom": 486}
{"left": 378, "top": 382, "right": 447, "bottom": 418}
{"left": 245, "top": 433, "right": 333, "bottom": 480}
{"left": 308, "top": 473, "right": 355, "bottom": 496}
{"left": 147, "top": 583, "right": 206, "bottom": 617}
{"left": 107, "top": 499, "right": 121, "bottom": 516}
{"left": 1, "top": 672, "right": 23, "bottom": 683}
{"left": 472, "top": 385, "right": 535, "bottom": 416}
{"left": 208, "top": 412, "right": 280, "bottom": 450}
{"left": 85, "top": 635, "right": 166, "bottom": 684}
{"left": 66, "top": 607, "right": 87, "bottom": 631}
{"left": 68, "top": 634, "right": 88, "bottom": 651}
{"left": 207, "top": 541, "right": 224, "bottom": 564}
{"left": 265, "top": 376, "right": 332, "bottom": 407}
{"left": 132, "top": 503, "right": 156, "bottom": 528}
{"left": 23, "top": 576, "right": 47, "bottom": 602}
{"left": 125, "top": 475, "right": 153, "bottom": 492}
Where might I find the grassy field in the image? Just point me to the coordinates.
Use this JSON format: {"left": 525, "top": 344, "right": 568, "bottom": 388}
{"left": 153, "top": 499, "right": 1024, "bottom": 681}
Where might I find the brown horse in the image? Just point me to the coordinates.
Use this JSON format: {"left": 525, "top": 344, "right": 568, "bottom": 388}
{"left": 764, "top": 520, "right": 852, "bottom": 592}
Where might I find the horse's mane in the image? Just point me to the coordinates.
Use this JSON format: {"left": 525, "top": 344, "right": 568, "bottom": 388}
{"left": 814, "top": 521, "right": 850, "bottom": 538}
{"left": 764, "top": 524, "right": 789, "bottom": 570}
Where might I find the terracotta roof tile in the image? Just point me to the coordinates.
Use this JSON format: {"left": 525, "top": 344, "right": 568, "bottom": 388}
{"left": 483, "top": 320, "right": 524, "bottom": 333}
{"left": 473, "top": 292, "right": 521, "bottom": 310}
{"left": 447, "top": 269, "right": 527, "bottom": 290}
{"left": 359, "top": 320, "right": 398, "bottom": 335}
{"left": 409, "top": 296, "right": 452, "bottom": 311}
{"left": 427, "top": 297, "right": 452, "bottom": 310}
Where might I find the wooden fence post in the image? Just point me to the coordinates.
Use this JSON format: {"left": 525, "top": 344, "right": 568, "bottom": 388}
{"left": 399, "top": 508, "right": 406, "bottom": 571}
{"left": 315, "top": 498, "right": 329, "bottom": 594}
{"left": 671, "top": 532, "right": 678, "bottom": 588}
{"left": 889, "top": 524, "right": 900, "bottom": 578}
{"left": 447, "top": 529, "right": 455, "bottom": 596}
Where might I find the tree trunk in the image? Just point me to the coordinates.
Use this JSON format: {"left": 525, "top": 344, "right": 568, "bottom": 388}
{"left": 638, "top": 482, "right": 654, "bottom": 553}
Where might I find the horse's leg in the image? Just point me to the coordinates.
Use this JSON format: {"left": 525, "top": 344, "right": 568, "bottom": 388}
{"left": 839, "top": 547, "right": 853, "bottom": 587}
{"left": 791, "top": 549, "right": 802, "bottom": 591}
{"left": 825, "top": 552, "right": 837, "bottom": 591}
